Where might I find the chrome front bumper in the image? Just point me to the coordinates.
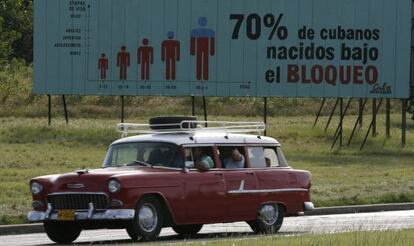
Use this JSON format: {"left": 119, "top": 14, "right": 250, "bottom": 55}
{"left": 304, "top": 202, "right": 315, "bottom": 210}
{"left": 27, "top": 203, "right": 135, "bottom": 222}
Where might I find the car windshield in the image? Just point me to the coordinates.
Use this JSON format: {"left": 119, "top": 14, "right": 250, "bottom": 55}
{"left": 103, "top": 142, "right": 182, "bottom": 168}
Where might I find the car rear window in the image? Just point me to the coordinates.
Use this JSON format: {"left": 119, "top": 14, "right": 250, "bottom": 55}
{"left": 264, "top": 148, "right": 279, "bottom": 167}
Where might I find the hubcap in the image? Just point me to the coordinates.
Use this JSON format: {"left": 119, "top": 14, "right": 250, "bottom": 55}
{"left": 138, "top": 203, "right": 158, "bottom": 233}
{"left": 259, "top": 204, "right": 278, "bottom": 226}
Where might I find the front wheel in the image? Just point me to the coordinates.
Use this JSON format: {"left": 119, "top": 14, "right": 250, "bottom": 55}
{"left": 172, "top": 224, "right": 203, "bottom": 237}
{"left": 126, "top": 196, "right": 164, "bottom": 241}
{"left": 248, "top": 203, "right": 284, "bottom": 234}
{"left": 44, "top": 221, "right": 82, "bottom": 244}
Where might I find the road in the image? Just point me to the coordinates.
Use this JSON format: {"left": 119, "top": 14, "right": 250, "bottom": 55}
{"left": 2, "top": 210, "right": 414, "bottom": 245}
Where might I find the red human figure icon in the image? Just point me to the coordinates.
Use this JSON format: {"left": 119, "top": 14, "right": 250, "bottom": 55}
{"left": 162, "top": 31, "right": 180, "bottom": 81}
{"left": 98, "top": 53, "right": 108, "bottom": 80}
{"left": 137, "top": 38, "right": 154, "bottom": 81}
{"left": 117, "top": 46, "right": 130, "bottom": 80}
{"left": 191, "top": 17, "right": 215, "bottom": 81}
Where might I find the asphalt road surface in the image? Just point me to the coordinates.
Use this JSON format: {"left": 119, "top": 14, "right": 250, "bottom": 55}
{"left": 2, "top": 210, "right": 414, "bottom": 246}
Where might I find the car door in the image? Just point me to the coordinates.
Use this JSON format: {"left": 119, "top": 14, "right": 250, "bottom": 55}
{"left": 221, "top": 145, "right": 258, "bottom": 220}
{"left": 183, "top": 146, "right": 227, "bottom": 223}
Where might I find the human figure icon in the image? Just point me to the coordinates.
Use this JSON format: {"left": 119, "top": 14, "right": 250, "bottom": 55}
{"left": 191, "top": 17, "right": 215, "bottom": 81}
{"left": 98, "top": 53, "right": 108, "bottom": 80}
{"left": 117, "top": 46, "right": 130, "bottom": 80}
{"left": 137, "top": 38, "right": 154, "bottom": 81}
{"left": 162, "top": 31, "right": 180, "bottom": 81}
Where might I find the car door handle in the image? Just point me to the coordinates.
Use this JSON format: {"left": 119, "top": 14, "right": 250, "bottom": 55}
{"left": 215, "top": 173, "right": 223, "bottom": 176}
{"left": 245, "top": 172, "right": 255, "bottom": 176}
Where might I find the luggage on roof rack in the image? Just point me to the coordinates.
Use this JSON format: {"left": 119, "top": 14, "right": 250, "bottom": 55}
{"left": 149, "top": 116, "right": 198, "bottom": 130}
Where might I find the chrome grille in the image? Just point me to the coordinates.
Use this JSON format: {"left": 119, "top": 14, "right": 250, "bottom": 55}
{"left": 47, "top": 193, "right": 108, "bottom": 210}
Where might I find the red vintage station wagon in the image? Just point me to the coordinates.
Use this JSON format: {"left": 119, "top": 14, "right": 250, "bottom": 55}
{"left": 28, "top": 117, "right": 314, "bottom": 243}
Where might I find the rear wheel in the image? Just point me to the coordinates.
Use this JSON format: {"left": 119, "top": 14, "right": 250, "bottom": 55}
{"left": 126, "top": 196, "right": 164, "bottom": 241}
{"left": 44, "top": 221, "right": 81, "bottom": 244}
{"left": 172, "top": 224, "right": 203, "bottom": 237}
{"left": 248, "top": 203, "right": 284, "bottom": 234}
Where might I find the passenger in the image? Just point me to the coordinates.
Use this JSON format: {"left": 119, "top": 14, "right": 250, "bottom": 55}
{"left": 223, "top": 148, "right": 245, "bottom": 169}
{"left": 193, "top": 148, "right": 214, "bottom": 171}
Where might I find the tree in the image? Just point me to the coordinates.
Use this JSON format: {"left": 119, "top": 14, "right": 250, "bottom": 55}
{"left": 0, "top": 0, "right": 33, "bottom": 65}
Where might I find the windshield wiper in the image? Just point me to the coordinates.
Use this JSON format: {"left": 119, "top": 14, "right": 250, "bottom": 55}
{"left": 126, "top": 160, "right": 153, "bottom": 168}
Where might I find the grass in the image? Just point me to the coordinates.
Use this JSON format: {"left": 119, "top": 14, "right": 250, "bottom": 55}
{"left": 0, "top": 111, "right": 413, "bottom": 225}
{"left": 170, "top": 229, "right": 414, "bottom": 246}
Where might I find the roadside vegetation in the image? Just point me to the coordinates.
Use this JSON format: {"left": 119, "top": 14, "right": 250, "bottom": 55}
{"left": 0, "top": 110, "right": 413, "bottom": 225}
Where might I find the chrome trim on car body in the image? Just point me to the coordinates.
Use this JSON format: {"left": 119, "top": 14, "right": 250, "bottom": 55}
{"left": 228, "top": 188, "right": 308, "bottom": 194}
{"left": 87, "top": 203, "right": 94, "bottom": 219}
{"left": 304, "top": 202, "right": 315, "bottom": 210}
{"left": 66, "top": 183, "right": 85, "bottom": 189}
{"left": 27, "top": 209, "right": 135, "bottom": 222}
{"left": 47, "top": 192, "right": 109, "bottom": 196}
{"left": 44, "top": 203, "right": 52, "bottom": 219}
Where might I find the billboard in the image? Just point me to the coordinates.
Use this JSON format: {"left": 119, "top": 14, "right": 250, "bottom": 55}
{"left": 34, "top": 0, "right": 412, "bottom": 98}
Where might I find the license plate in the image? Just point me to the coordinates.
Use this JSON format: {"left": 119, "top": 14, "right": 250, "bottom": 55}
{"left": 57, "top": 210, "right": 76, "bottom": 221}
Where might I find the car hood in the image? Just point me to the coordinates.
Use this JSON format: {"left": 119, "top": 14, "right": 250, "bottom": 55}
{"left": 32, "top": 167, "right": 174, "bottom": 193}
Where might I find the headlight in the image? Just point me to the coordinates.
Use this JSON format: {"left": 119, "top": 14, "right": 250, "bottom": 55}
{"left": 108, "top": 179, "right": 121, "bottom": 193}
{"left": 31, "top": 182, "right": 43, "bottom": 195}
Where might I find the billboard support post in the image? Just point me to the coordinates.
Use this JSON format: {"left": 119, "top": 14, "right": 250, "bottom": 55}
{"left": 402, "top": 99, "right": 407, "bottom": 147}
{"left": 372, "top": 99, "right": 377, "bottom": 137}
{"left": 264, "top": 97, "right": 268, "bottom": 136}
{"left": 339, "top": 98, "right": 343, "bottom": 147}
{"left": 203, "top": 96, "right": 208, "bottom": 127}
{"left": 313, "top": 98, "right": 326, "bottom": 128}
{"left": 325, "top": 99, "right": 339, "bottom": 132}
{"left": 62, "top": 95, "right": 69, "bottom": 124}
{"left": 386, "top": 99, "right": 391, "bottom": 138}
{"left": 191, "top": 96, "right": 195, "bottom": 116}
{"left": 121, "top": 96, "right": 125, "bottom": 123}
{"left": 348, "top": 98, "right": 368, "bottom": 146}
{"left": 331, "top": 98, "right": 352, "bottom": 148}
{"left": 361, "top": 99, "right": 383, "bottom": 150}
{"left": 48, "top": 95, "right": 51, "bottom": 126}
{"left": 358, "top": 99, "right": 364, "bottom": 128}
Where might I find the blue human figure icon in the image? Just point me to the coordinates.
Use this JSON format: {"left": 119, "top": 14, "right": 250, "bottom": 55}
{"left": 191, "top": 17, "right": 215, "bottom": 81}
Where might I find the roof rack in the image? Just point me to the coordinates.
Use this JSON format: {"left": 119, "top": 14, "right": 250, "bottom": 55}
{"left": 117, "top": 121, "right": 266, "bottom": 137}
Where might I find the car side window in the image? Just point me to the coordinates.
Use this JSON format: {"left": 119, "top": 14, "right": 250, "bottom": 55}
{"left": 218, "top": 146, "right": 246, "bottom": 169}
{"left": 264, "top": 148, "right": 280, "bottom": 167}
{"left": 247, "top": 147, "right": 266, "bottom": 168}
{"left": 184, "top": 147, "right": 216, "bottom": 169}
